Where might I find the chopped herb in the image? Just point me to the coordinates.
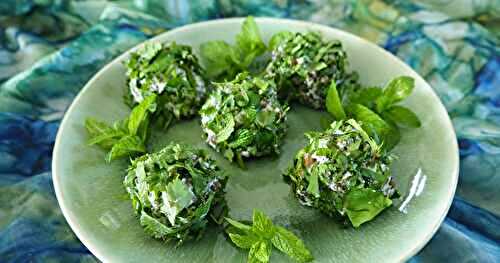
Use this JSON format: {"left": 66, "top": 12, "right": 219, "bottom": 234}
{"left": 226, "top": 209, "right": 313, "bottom": 263}
{"left": 126, "top": 41, "right": 207, "bottom": 121}
{"left": 283, "top": 119, "right": 397, "bottom": 227}
{"left": 123, "top": 143, "right": 228, "bottom": 244}
{"left": 200, "top": 73, "right": 289, "bottom": 165}
{"left": 200, "top": 16, "right": 266, "bottom": 81}
{"left": 266, "top": 31, "right": 349, "bottom": 109}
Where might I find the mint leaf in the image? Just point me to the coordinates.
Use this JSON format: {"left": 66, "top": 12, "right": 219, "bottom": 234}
{"left": 85, "top": 118, "right": 112, "bottom": 138}
{"left": 235, "top": 16, "right": 266, "bottom": 68}
{"left": 347, "top": 104, "right": 391, "bottom": 144}
{"left": 228, "top": 233, "right": 260, "bottom": 249}
{"left": 255, "top": 110, "right": 276, "bottom": 127}
{"left": 85, "top": 118, "right": 125, "bottom": 149}
{"left": 382, "top": 117, "right": 402, "bottom": 151}
{"left": 271, "top": 226, "right": 313, "bottom": 263}
{"left": 192, "top": 194, "right": 214, "bottom": 220}
{"left": 166, "top": 178, "right": 195, "bottom": 211}
{"left": 226, "top": 217, "right": 252, "bottom": 232}
{"left": 325, "top": 80, "right": 346, "bottom": 120}
{"left": 140, "top": 211, "right": 175, "bottom": 239}
{"left": 162, "top": 178, "right": 195, "bottom": 225}
{"left": 375, "top": 76, "right": 414, "bottom": 112}
{"left": 86, "top": 96, "right": 155, "bottom": 162}
{"left": 128, "top": 94, "right": 157, "bottom": 136}
{"left": 349, "top": 87, "right": 382, "bottom": 108}
{"left": 344, "top": 188, "right": 392, "bottom": 228}
{"left": 226, "top": 209, "right": 313, "bottom": 263}
{"left": 252, "top": 209, "right": 275, "bottom": 239}
{"left": 87, "top": 129, "right": 126, "bottom": 148}
{"left": 384, "top": 105, "right": 421, "bottom": 128}
{"left": 200, "top": 41, "right": 235, "bottom": 79}
{"left": 200, "top": 17, "right": 266, "bottom": 81}
{"left": 229, "top": 129, "right": 254, "bottom": 148}
{"left": 249, "top": 241, "right": 272, "bottom": 263}
{"left": 86, "top": 116, "right": 147, "bottom": 162}
{"left": 306, "top": 172, "right": 320, "bottom": 198}
{"left": 106, "top": 135, "right": 145, "bottom": 162}
{"left": 216, "top": 114, "right": 235, "bottom": 143}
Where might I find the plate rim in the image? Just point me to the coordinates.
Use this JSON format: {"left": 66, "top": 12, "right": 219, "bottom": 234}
{"left": 52, "top": 17, "right": 459, "bottom": 263}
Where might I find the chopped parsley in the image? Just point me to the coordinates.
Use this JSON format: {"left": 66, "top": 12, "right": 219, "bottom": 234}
{"left": 123, "top": 143, "right": 228, "bottom": 244}
{"left": 200, "top": 73, "right": 289, "bottom": 166}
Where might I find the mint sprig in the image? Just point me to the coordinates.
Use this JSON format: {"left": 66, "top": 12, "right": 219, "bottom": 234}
{"left": 85, "top": 94, "right": 157, "bottom": 161}
{"left": 226, "top": 209, "right": 313, "bottom": 263}
{"left": 200, "top": 16, "right": 266, "bottom": 81}
{"left": 325, "top": 75, "right": 421, "bottom": 150}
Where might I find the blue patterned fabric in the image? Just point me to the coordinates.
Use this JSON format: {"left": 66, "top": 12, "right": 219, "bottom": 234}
{"left": 0, "top": 1, "right": 499, "bottom": 262}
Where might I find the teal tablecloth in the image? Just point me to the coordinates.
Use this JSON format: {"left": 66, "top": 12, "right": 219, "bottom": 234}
{"left": 0, "top": 0, "right": 499, "bottom": 262}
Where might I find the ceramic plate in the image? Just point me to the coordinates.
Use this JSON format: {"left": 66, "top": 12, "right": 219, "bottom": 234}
{"left": 52, "top": 18, "right": 459, "bottom": 263}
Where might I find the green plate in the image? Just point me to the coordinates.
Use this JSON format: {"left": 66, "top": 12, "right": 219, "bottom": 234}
{"left": 53, "top": 18, "right": 459, "bottom": 262}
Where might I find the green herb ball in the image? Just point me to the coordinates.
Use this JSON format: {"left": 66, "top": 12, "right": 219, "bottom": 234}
{"left": 266, "top": 32, "right": 348, "bottom": 109}
{"left": 123, "top": 143, "right": 228, "bottom": 244}
{"left": 126, "top": 42, "right": 207, "bottom": 119}
{"left": 200, "top": 73, "right": 289, "bottom": 164}
{"left": 283, "top": 119, "right": 397, "bottom": 227}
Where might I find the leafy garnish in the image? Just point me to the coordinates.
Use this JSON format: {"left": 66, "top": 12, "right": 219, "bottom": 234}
{"left": 271, "top": 226, "right": 313, "bottom": 262}
{"left": 106, "top": 135, "right": 145, "bottom": 162}
{"left": 346, "top": 103, "right": 395, "bottom": 148}
{"left": 375, "top": 76, "right": 415, "bottom": 113}
{"left": 85, "top": 118, "right": 127, "bottom": 149}
{"left": 199, "top": 41, "right": 237, "bottom": 80}
{"left": 383, "top": 105, "right": 421, "bottom": 128}
{"left": 226, "top": 209, "right": 313, "bottom": 263}
{"left": 200, "top": 17, "right": 266, "bottom": 81}
{"left": 326, "top": 75, "right": 421, "bottom": 150}
{"left": 249, "top": 241, "right": 272, "bottom": 263}
{"left": 84, "top": 94, "right": 157, "bottom": 162}
{"left": 128, "top": 94, "right": 157, "bottom": 135}
{"left": 236, "top": 17, "right": 267, "bottom": 68}
{"left": 347, "top": 86, "right": 382, "bottom": 108}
